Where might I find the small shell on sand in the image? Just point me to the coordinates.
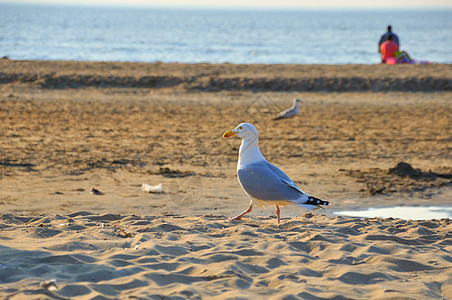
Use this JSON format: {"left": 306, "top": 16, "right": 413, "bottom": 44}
{"left": 41, "top": 279, "right": 58, "bottom": 291}
{"left": 90, "top": 188, "right": 104, "bottom": 195}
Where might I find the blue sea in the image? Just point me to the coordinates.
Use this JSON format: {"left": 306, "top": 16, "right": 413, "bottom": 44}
{"left": 1, "top": 4, "right": 451, "bottom": 64}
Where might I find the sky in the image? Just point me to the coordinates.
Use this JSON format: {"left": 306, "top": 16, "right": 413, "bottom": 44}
{"left": 1, "top": 0, "right": 452, "bottom": 9}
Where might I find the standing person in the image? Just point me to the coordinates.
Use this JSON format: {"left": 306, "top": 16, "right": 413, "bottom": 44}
{"left": 378, "top": 25, "right": 399, "bottom": 53}
{"left": 380, "top": 35, "right": 399, "bottom": 63}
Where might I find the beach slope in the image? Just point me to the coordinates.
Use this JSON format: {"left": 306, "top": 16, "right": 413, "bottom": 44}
{"left": 0, "top": 59, "right": 451, "bottom": 299}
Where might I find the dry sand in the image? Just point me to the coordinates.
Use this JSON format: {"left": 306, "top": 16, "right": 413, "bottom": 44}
{"left": 0, "top": 59, "right": 451, "bottom": 299}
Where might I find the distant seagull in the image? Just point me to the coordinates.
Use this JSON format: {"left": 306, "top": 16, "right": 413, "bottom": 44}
{"left": 223, "top": 123, "right": 329, "bottom": 224}
{"left": 274, "top": 98, "right": 301, "bottom": 120}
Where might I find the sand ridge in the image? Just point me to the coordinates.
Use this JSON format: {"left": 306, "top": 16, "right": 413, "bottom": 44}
{"left": 1, "top": 59, "right": 451, "bottom": 91}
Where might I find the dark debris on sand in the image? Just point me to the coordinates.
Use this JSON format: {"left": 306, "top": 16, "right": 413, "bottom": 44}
{"left": 342, "top": 162, "right": 452, "bottom": 196}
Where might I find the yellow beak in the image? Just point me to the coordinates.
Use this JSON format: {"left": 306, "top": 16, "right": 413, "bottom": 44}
{"left": 223, "top": 130, "right": 236, "bottom": 138}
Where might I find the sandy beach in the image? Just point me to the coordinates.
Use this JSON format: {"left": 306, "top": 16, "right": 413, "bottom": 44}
{"left": 0, "top": 59, "right": 451, "bottom": 299}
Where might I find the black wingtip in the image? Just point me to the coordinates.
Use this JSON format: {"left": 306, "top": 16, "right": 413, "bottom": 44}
{"left": 305, "top": 196, "right": 329, "bottom": 206}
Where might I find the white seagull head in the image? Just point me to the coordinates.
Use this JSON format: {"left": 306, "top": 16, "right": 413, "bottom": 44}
{"left": 223, "top": 123, "right": 258, "bottom": 142}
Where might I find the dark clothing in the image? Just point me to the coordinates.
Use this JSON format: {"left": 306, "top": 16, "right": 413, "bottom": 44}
{"left": 379, "top": 32, "right": 400, "bottom": 47}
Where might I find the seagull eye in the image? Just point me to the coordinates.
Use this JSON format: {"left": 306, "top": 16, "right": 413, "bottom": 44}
{"left": 239, "top": 126, "right": 243, "bottom": 130}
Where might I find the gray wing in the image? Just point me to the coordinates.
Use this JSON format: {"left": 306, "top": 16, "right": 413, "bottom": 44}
{"left": 265, "top": 162, "right": 302, "bottom": 191}
{"left": 237, "top": 161, "right": 306, "bottom": 201}
{"left": 276, "top": 107, "right": 297, "bottom": 119}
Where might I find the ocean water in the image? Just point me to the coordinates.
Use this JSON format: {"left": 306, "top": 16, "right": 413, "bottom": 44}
{"left": 1, "top": 4, "right": 451, "bottom": 64}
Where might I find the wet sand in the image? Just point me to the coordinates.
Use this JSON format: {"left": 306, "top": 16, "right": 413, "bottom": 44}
{"left": 0, "top": 59, "right": 451, "bottom": 299}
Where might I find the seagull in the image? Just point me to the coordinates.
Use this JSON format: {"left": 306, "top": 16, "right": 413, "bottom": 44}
{"left": 223, "top": 123, "right": 329, "bottom": 224}
{"left": 274, "top": 98, "right": 301, "bottom": 120}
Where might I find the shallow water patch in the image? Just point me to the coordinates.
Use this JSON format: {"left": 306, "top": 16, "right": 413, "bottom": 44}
{"left": 334, "top": 206, "right": 452, "bottom": 220}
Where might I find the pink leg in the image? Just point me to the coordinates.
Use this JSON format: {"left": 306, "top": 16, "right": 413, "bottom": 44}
{"left": 275, "top": 205, "right": 281, "bottom": 224}
{"left": 228, "top": 203, "right": 253, "bottom": 221}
